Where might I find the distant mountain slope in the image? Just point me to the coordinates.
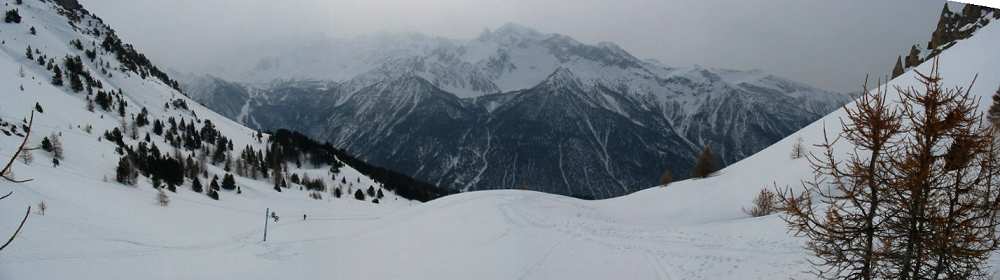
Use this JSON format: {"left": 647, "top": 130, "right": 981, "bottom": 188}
{"left": 184, "top": 30, "right": 850, "bottom": 198}
{"left": 0, "top": 0, "right": 441, "bottom": 225}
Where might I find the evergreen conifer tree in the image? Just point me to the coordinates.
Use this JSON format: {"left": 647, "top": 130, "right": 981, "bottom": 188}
{"left": 905, "top": 45, "right": 921, "bottom": 68}
{"left": 221, "top": 173, "right": 236, "bottom": 190}
{"left": 51, "top": 65, "right": 63, "bottom": 86}
{"left": 115, "top": 157, "right": 135, "bottom": 185}
{"left": 151, "top": 175, "right": 162, "bottom": 189}
{"left": 892, "top": 55, "right": 905, "bottom": 78}
{"left": 191, "top": 177, "right": 203, "bottom": 193}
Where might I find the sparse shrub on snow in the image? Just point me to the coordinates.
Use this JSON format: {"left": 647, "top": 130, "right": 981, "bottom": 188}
{"left": 37, "top": 201, "right": 46, "bottom": 216}
{"left": 19, "top": 148, "right": 32, "bottom": 165}
{"left": 48, "top": 133, "right": 64, "bottom": 161}
{"left": 790, "top": 137, "right": 805, "bottom": 159}
{"left": 744, "top": 188, "right": 777, "bottom": 217}
{"left": 659, "top": 168, "right": 672, "bottom": 186}
{"left": 690, "top": 145, "right": 718, "bottom": 178}
{"left": 156, "top": 189, "right": 169, "bottom": 207}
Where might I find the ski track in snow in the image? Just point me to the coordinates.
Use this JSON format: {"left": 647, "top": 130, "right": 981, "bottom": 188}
{"left": 491, "top": 193, "right": 802, "bottom": 280}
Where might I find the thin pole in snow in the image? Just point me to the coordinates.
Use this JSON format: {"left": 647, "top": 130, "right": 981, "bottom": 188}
{"left": 263, "top": 207, "right": 269, "bottom": 242}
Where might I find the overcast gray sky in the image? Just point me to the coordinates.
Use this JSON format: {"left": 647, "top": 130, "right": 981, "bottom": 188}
{"left": 79, "top": 0, "right": 947, "bottom": 92}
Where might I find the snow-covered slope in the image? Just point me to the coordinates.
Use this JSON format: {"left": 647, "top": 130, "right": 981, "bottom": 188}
{"left": 0, "top": 2, "right": 417, "bottom": 278}
{"left": 3, "top": 2, "right": 999, "bottom": 280}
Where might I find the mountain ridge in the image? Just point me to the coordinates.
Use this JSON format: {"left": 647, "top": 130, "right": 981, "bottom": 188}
{"left": 186, "top": 48, "right": 849, "bottom": 198}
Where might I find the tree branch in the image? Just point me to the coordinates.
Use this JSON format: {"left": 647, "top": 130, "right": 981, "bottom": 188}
{"left": 0, "top": 206, "right": 30, "bottom": 252}
{"left": 1, "top": 110, "right": 34, "bottom": 181}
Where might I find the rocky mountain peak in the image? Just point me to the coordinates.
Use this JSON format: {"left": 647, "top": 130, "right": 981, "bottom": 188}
{"left": 536, "top": 67, "right": 583, "bottom": 91}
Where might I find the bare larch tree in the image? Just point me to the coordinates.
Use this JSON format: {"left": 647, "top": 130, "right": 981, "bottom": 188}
{"left": 781, "top": 59, "right": 1000, "bottom": 280}
{"left": 883, "top": 61, "right": 1000, "bottom": 280}
{"left": 780, "top": 76, "right": 902, "bottom": 280}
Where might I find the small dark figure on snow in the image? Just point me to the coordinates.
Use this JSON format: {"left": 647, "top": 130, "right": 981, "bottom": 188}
{"left": 270, "top": 211, "right": 279, "bottom": 223}
{"left": 303, "top": 214, "right": 307, "bottom": 221}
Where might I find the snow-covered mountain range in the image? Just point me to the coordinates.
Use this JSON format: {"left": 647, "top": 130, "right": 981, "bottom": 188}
{"left": 184, "top": 24, "right": 851, "bottom": 198}
{"left": 3, "top": 1, "right": 1000, "bottom": 279}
